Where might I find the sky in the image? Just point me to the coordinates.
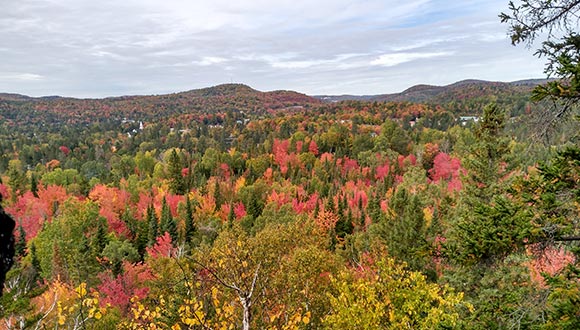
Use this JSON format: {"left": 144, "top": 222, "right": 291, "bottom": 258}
{"left": 0, "top": 0, "right": 547, "bottom": 98}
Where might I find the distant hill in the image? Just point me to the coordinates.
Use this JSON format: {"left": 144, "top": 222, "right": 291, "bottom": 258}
{"left": 314, "top": 79, "right": 551, "bottom": 104}
{"left": 0, "top": 84, "right": 321, "bottom": 131}
{"left": 0, "top": 93, "right": 33, "bottom": 102}
{"left": 0, "top": 83, "right": 320, "bottom": 106}
{"left": 0, "top": 79, "right": 550, "bottom": 132}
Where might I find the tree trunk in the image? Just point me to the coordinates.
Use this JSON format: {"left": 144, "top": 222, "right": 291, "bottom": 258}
{"left": 241, "top": 297, "right": 251, "bottom": 330}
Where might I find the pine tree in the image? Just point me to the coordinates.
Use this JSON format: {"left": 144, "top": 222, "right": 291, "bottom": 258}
{"left": 326, "top": 195, "right": 336, "bottom": 213}
{"left": 228, "top": 202, "right": 235, "bottom": 224}
{"left": 168, "top": 149, "right": 185, "bottom": 194}
{"left": 313, "top": 201, "right": 320, "bottom": 219}
{"left": 30, "top": 243, "right": 41, "bottom": 281}
{"left": 147, "top": 204, "right": 158, "bottom": 247}
{"left": 184, "top": 196, "right": 196, "bottom": 244}
{"left": 135, "top": 219, "right": 149, "bottom": 258}
{"left": 121, "top": 208, "right": 138, "bottom": 240}
{"left": 448, "top": 103, "right": 529, "bottom": 265}
{"left": 358, "top": 197, "right": 365, "bottom": 229}
{"left": 6, "top": 160, "right": 27, "bottom": 200}
{"left": 335, "top": 210, "right": 354, "bottom": 239}
{"left": 367, "top": 192, "right": 382, "bottom": 224}
{"left": 442, "top": 103, "right": 538, "bottom": 328}
{"left": 30, "top": 173, "right": 39, "bottom": 198}
{"left": 247, "top": 190, "right": 263, "bottom": 220}
{"left": 91, "top": 218, "right": 108, "bottom": 258}
{"left": 371, "top": 187, "right": 427, "bottom": 271}
{"left": 14, "top": 223, "right": 27, "bottom": 257}
{"left": 501, "top": 1, "right": 580, "bottom": 130}
{"left": 337, "top": 194, "right": 345, "bottom": 219}
{"left": 213, "top": 180, "right": 222, "bottom": 211}
{"left": 160, "top": 198, "right": 178, "bottom": 243}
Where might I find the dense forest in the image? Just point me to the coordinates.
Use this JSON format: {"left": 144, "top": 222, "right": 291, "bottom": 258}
{"left": 1, "top": 75, "right": 580, "bottom": 329}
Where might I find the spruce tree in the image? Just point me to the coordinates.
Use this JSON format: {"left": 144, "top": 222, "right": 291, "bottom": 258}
{"left": 160, "top": 198, "right": 178, "bottom": 243}
{"left": 335, "top": 209, "right": 354, "bottom": 239}
{"left": 372, "top": 187, "right": 427, "bottom": 271}
{"left": 184, "top": 196, "right": 196, "bottom": 244}
{"left": 121, "top": 208, "right": 138, "bottom": 240}
{"left": 213, "top": 180, "right": 222, "bottom": 211}
{"left": 147, "top": 204, "right": 158, "bottom": 247}
{"left": 30, "top": 243, "right": 41, "bottom": 281}
{"left": 337, "top": 194, "right": 345, "bottom": 219}
{"left": 448, "top": 103, "right": 530, "bottom": 265}
{"left": 326, "top": 195, "right": 335, "bottom": 213}
{"left": 14, "top": 223, "right": 26, "bottom": 257}
{"left": 167, "top": 149, "right": 185, "bottom": 195}
{"left": 91, "top": 218, "right": 108, "bottom": 258}
{"left": 313, "top": 201, "right": 320, "bottom": 219}
{"left": 443, "top": 103, "right": 537, "bottom": 328}
{"left": 30, "top": 173, "right": 39, "bottom": 198}
{"left": 367, "top": 192, "right": 382, "bottom": 224}
{"left": 247, "top": 189, "right": 263, "bottom": 220}
{"left": 358, "top": 197, "right": 365, "bottom": 229}
{"left": 228, "top": 202, "right": 235, "bottom": 224}
{"left": 135, "top": 219, "right": 149, "bottom": 258}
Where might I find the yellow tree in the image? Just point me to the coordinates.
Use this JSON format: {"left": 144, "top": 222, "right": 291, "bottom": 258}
{"left": 323, "top": 255, "right": 468, "bottom": 329}
{"left": 193, "top": 220, "right": 335, "bottom": 329}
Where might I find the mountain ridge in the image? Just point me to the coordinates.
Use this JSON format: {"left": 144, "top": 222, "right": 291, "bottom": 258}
{"left": 0, "top": 79, "right": 551, "bottom": 102}
{"left": 313, "top": 78, "right": 552, "bottom": 103}
{"left": 0, "top": 83, "right": 316, "bottom": 103}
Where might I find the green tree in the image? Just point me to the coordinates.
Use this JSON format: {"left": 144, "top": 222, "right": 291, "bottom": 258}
{"left": 201, "top": 147, "right": 221, "bottom": 177}
{"left": 167, "top": 149, "right": 185, "bottom": 195}
{"left": 146, "top": 204, "right": 158, "bottom": 247}
{"left": 6, "top": 159, "right": 27, "bottom": 198}
{"left": 447, "top": 103, "right": 531, "bottom": 265}
{"left": 374, "top": 119, "right": 411, "bottom": 155}
{"left": 33, "top": 200, "right": 103, "bottom": 285}
{"left": 91, "top": 217, "right": 109, "bottom": 258}
{"left": 14, "top": 223, "right": 26, "bottom": 258}
{"left": 30, "top": 173, "right": 38, "bottom": 198}
{"left": 102, "top": 239, "right": 140, "bottom": 276}
{"left": 135, "top": 151, "right": 157, "bottom": 179}
{"left": 160, "top": 198, "right": 178, "bottom": 244}
{"left": 443, "top": 104, "right": 540, "bottom": 328}
{"left": 184, "top": 196, "right": 197, "bottom": 245}
{"left": 370, "top": 187, "right": 429, "bottom": 271}
{"left": 135, "top": 217, "right": 149, "bottom": 258}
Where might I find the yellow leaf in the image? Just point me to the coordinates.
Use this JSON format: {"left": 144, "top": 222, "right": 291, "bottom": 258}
{"left": 235, "top": 177, "right": 246, "bottom": 192}
{"left": 423, "top": 207, "right": 433, "bottom": 228}
{"left": 75, "top": 283, "right": 87, "bottom": 297}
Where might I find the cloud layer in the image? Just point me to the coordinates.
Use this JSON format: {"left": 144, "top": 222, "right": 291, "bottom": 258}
{"left": 0, "top": 0, "right": 546, "bottom": 97}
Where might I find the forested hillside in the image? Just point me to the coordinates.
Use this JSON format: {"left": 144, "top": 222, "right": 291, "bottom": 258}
{"left": 1, "top": 80, "right": 580, "bottom": 329}
{"left": 316, "top": 79, "right": 549, "bottom": 116}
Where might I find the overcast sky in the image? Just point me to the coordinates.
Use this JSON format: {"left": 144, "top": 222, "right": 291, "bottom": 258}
{"left": 1, "top": 0, "right": 546, "bottom": 98}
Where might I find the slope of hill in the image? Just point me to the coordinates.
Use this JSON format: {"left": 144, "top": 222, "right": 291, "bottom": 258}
{"left": 0, "top": 93, "right": 33, "bottom": 102}
{"left": 315, "top": 79, "right": 548, "bottom": 103}
{"left": 0, "top": 84, "right": 321, "bottom": 132}
{"left": 0, "top": 78, "right": 549, "bottom": 135}
{"left": 315, "top": 79, "right": 549, "bottom": 115}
